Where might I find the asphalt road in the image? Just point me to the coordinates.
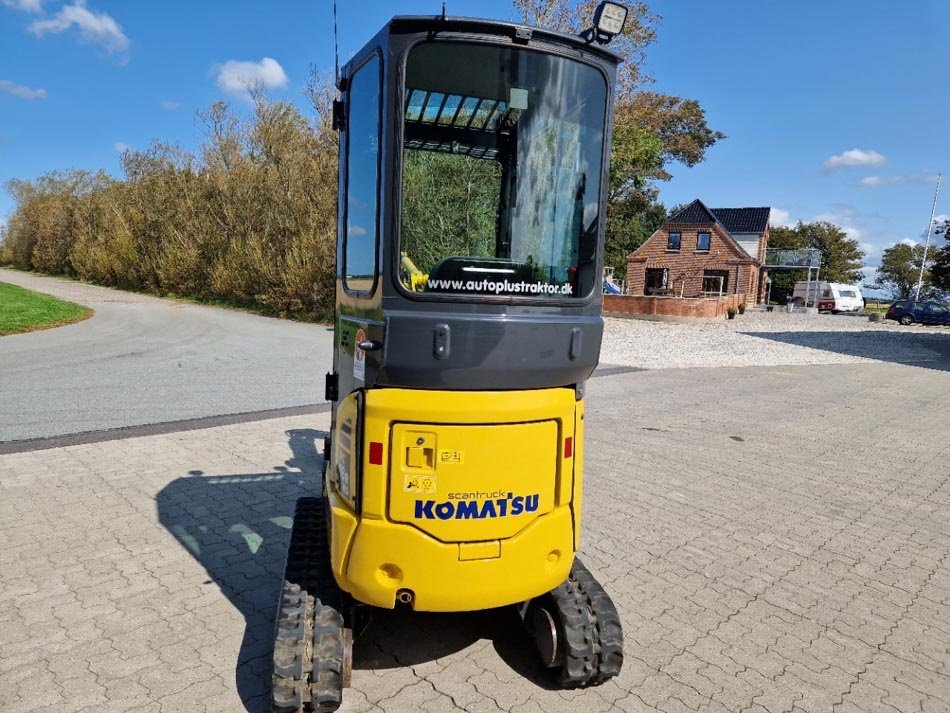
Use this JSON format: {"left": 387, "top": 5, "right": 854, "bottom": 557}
{"left": 0, "top": 270, "right": 334, "bottom": 442}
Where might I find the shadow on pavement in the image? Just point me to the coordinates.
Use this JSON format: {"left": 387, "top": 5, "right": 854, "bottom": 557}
{"left": 742, "top": 329, "right": 950, "bottom": 371}
{"left": 157, "top": 429, "right": 557, "bottom": 712}
{"left": 156, "top": 428, "right": 325, "bottom": 712}
{"left": 354, "top": 605, "right": 557, "bottom": 689}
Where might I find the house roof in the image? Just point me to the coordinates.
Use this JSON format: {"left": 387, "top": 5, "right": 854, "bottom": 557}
{"left": 711, "top": 207, "right": 771, "bottom": 235}
{"left": 666, "top": 200, "right": 771, "bottom": 236}
{"left": 667, "top": 199, "right": 720, "bottom": 225}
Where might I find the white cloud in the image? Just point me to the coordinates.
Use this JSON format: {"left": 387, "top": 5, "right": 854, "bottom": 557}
{"left": 2, "top": 0, "right": 45, "bottom": 12}
{"left": 0, "top": 78, "right": 46, "bottom": 99}
{"left": 815, "top": 211, "right": 862, "bottom": 241}
{"left": 823, "top": 148, "right": 886, "bottom": 172}
{"left": 29, "top": 1, "right": 130, "bottom": 58}
{"left": 860, "top": 242, "right": 877, "bottom": 257}
{"left": 859, "top": 173, "right": 939, "bottom": 187}
{"left": 113, "top": 142, "right": 128, "bottom": 153}
{"left": 900, "top": 238, "right": 917, "bottom": 246}
{"left": 769, "top": 208, "right": 793, "bottom": 228}
{"left": 215, "top": 57, "right": 288, "bottom": 99}
{"left": 160, "top": 99, "right": 180, "bottom": 111}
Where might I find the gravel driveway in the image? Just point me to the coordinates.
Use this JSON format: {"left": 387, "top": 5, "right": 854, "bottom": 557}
{"left": 601, "top": 310, "right": 950, "bottom": 369}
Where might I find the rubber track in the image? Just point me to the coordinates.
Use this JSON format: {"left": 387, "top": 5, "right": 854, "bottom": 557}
{"left": 550, "top": 558, "right": 624, "bottom": 688}
{"left": 573, "top": 559, "right": 624, "bottom": 683}
{"left": 272, "top": 497, "right": 345, "bottom": 713}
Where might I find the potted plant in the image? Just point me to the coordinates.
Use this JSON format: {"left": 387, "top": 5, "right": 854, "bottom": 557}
{"left": 726, "top": 308, "right": 737, "bottom": 320}
{"left": 738, "top": 302, "right": 747, "bottom": 315}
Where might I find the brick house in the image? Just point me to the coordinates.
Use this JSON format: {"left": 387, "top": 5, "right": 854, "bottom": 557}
{"left": 626, "top": 200, "right": 771, "bottom": 304}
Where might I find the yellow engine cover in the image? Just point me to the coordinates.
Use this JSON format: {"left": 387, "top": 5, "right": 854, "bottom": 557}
{"left": 389, "top": 421, "right": 557, "bottom": 541}
{"left": 329, "top": 387, "right": 581, "bottom": 611}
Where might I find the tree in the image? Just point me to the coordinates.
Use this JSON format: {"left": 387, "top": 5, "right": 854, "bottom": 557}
{"left": 512, "top": 0, "right": 724, "bottom": 276}
{"left": 768, "top": 221, "right": 865, "bottom": 286}
{"left": 869, "top": 243, "right": 937, "bottom": 300}
{"left": 930, "top": 219, "right": 950, "bottom": 293}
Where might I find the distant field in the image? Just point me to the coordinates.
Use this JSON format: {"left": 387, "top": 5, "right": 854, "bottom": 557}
{"left": 0, "top": 281, "right": 92, "bottom": 336}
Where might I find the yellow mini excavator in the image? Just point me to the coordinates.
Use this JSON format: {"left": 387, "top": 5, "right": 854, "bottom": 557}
{"left": 272, "top": 4, "right": 631, "bottom": 710}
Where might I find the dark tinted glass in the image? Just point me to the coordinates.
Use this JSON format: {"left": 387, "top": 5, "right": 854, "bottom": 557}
{"left": 344, "top": 55, "right": 381, "bottom": 292}
{"left": 668, "top": 232, "right": 681, "bottom": 250}
{"left": 696, "top": 232, "right": 710, "bottom": 251}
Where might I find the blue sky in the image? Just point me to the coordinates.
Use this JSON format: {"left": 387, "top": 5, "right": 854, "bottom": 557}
{"left": 2, "top": 0, "right": 948, "bottom": 287}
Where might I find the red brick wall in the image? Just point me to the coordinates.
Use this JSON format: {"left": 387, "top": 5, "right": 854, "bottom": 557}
{"left": 626, "top": 222, "right": 765, "bottom": 303}
{"left": 604, "top": 294, "right": 748, "bottom": 319}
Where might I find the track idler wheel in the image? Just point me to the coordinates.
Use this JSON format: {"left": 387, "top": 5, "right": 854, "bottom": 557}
{"left": 272, "top": 497, "right": 353, "bottom": 713}
{"left": 522, "top": 558, "right": 623, "bottom": 688}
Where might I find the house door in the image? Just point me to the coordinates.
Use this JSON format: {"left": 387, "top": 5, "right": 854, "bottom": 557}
{"left": 645, "top": 268, "right": 669, "bottom": 294}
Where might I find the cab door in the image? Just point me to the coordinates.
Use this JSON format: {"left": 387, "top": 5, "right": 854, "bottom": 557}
{"left": 336, "top": 51, "right": 385, "bottom": 398}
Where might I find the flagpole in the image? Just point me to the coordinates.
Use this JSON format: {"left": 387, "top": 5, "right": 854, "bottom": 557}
{"left": 915, "top": 173, "right": 942, "bottom": 300}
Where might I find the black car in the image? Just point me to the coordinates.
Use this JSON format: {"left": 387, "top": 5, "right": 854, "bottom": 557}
{"left": 884, "top": 300, "right": 950, "bottom": 326}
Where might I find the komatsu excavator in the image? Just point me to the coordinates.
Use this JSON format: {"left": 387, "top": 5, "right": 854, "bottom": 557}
{"left": 272, "top": 5, "right": 630, "bottom": 710}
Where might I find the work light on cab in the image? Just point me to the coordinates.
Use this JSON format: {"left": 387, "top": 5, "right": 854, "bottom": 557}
{"left": 592, "top": 1, "right": 628, "bottom": 42}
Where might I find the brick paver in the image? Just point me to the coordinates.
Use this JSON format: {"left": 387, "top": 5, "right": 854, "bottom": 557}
{"left": 1, "top": 361, "right": 948, "bottom": 712}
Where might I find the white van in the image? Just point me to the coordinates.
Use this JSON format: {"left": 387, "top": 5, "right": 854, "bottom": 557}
{"left": 792, "top": 282, "right": 864, "bottom": 313}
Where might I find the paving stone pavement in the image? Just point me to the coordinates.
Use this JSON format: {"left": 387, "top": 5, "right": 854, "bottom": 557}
{"left": 1, "top": 362, "right": 948, "bottom": 713}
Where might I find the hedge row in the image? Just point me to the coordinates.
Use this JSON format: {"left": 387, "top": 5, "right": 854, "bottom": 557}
{"left": 1, "top": 93, "right": 338, "bottom": 321}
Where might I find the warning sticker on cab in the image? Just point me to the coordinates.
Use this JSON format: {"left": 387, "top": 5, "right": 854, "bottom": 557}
{"left": 353, "top": 327, "right": 366, "bottom": 382}
{"left": 404, "top": 474, "right": 437, "bottom": 493}
{"left": 439, "top": 450, "right": 463, "bottom": 464}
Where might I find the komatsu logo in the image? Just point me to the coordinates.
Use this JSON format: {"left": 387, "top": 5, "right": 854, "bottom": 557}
{"left": 414, "top": 491, "right": 540, "bottom": 520}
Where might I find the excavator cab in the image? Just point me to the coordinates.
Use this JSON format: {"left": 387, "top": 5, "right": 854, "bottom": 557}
{"left": 273, "top": 7, "right": 628, "bottom": 711}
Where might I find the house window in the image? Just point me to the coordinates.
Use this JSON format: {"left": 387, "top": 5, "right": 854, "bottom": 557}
{"left": 702, "top": 270, "right": 729, "bottom": 294}
{"left": 696, "top": 232, "right": 711, "bottom": 251}
{"left": 667, "top": 232, "right": 681, "bottom": 251}
{"left": 645, "top": 268, "right": 669, "bottom": 294}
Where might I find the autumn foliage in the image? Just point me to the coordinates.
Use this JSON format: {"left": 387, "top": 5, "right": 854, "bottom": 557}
{"left": 1, "top": 88, "right": 339, "bottom": 320}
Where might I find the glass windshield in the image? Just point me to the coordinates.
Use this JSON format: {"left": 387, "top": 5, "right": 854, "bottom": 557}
{"left": 399, "top": 41, "right": 607, "bottom": 299}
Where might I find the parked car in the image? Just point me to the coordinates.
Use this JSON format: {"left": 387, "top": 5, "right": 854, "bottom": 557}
{"left": 791, "top": 281, "right": 864, "bottom": 312}
{"left": 884, "top": 300, "right": 950, "bottom": 326}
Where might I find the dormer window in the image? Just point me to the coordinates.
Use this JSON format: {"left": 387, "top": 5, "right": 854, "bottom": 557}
{"left": 696, "top": 232, "right": 711, "bottom": 252}
{"left": 667, "top": 232, "right": 681, "bottom": 251}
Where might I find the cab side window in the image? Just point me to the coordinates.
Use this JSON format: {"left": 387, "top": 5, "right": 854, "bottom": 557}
{"left": 343, "top": 55, "right": 381, "bottom": 293}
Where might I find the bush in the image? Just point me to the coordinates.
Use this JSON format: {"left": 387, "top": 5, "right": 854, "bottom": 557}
{"left": 2, "top": 90, "right": 339, "bottom": 321}
{"left": 0, "top": 226, "right": 12, "bottom": 266}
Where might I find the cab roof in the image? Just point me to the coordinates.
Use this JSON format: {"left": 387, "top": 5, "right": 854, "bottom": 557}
{"left": 387, "top": 15, "right": 623, "bottom": 63}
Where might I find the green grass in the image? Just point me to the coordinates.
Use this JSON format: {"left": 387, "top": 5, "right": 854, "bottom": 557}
{"left": 0, "top": 281, "right": 92, "bottom": 336}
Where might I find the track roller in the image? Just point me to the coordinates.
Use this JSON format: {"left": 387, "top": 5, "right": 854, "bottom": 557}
{"left": 522, "top": 558, "right": 623, "bottom": 688}
{"left": 272, "top": 497, "right": 352, "bottom": 713}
